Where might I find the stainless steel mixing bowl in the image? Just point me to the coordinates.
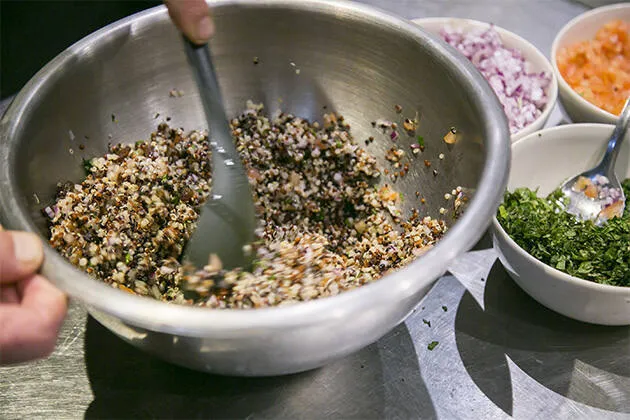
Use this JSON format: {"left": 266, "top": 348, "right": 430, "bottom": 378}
{"left": 0, "top": 0, "right": 509, "bottom": 376}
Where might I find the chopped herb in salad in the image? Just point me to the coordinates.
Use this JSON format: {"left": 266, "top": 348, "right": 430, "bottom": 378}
{"left": 497, "top": 179, "right": 630, "bottom": 287}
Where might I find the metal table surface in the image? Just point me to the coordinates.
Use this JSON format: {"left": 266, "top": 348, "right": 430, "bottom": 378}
{"left": 1, "top": 0, "right": 629, "bottom": 419}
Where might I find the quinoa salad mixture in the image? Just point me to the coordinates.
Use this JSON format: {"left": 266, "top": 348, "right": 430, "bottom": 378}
{"left": 46, "top": 101, "right": 450, "bottom": 309}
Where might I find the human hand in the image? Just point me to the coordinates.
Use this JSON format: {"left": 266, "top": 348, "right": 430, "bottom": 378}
{"left": 0, "top": 227, "right": 67, "bottom": 365}
{"left": 164, "top": 0, "right": 214, "bottom": 45}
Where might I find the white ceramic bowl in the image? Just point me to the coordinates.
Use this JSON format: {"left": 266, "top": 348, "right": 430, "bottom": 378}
{"left": 492, "top": 124, "right": 630, "bottom": 326}
{"left": 551, "top": 4, "right": 630, "bottom": 124}
{"left": 413, "top": 17, "right": 558, "bottom": 142}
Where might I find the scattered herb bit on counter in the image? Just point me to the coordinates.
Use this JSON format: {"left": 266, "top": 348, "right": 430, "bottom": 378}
{"left": 427, "top": 341, "right": 439, "bottom": 351}
{"left": 442, "top": 305, "right": 448, "bottom": 312}
{"left": 422, "top": 319, "right": 431, "bottom": 327}
{"left": 496, "top": 180, "right": 630, "bottom": 287}
{"left": 46, "top": 101, "right": 450, "bottom": 309}
{"left": 440, "top": 25, "right": 551, "bottom": 134}
{"left": 556, "top": 20, "right": 629, "bottom": 116}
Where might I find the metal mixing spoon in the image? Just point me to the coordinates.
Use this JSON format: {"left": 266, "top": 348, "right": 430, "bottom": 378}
{"left": 180, "top": 38, "right": 256, "bottom": 270}
{"left": 560, "top": 97, "right": 630, "bottom": 225}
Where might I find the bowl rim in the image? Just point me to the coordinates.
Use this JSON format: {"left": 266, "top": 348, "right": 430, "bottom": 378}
{"left": 550, "top": 3, "right": 630, "bottom": 121}
{"left": 411, "top": 16, "right": 559, "bottom": 142}
{"left": 492, "top": 123, "right": 630, "bottom": 294}
{"left": 0, "top": 0, "right": 510, "bottom": 335}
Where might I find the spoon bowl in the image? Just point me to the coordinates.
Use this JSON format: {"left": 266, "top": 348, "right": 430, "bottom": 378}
{"left": 560, "top": 97, "right": 630, "bottom": 225}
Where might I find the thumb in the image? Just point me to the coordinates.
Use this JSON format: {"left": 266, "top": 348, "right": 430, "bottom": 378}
{"left": 0, "top": 229, "right": 44, "bottom": 284}
{"left": 164, "top": 0, "right": 214, "bottom": 45}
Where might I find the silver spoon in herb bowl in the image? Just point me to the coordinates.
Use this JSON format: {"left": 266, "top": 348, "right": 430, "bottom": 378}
{"left": 560, "top": 97, "right": 630, "bottom": 225}
{"left": 180, "top": 37, "right": 257, "bottom": 270}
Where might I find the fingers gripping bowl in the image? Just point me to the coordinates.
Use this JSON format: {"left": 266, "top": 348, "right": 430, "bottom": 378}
{"left": 0, "top": 1, "right": 509, "bottom": 375}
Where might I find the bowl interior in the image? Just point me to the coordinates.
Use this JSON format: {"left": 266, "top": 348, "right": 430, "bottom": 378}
{"left": 10, "top": 7, "right": 495, "bottom": 239}
{"left": 0, "top": 2, "right": 509, "bottom": 332}
{"left": 551, "top": 4, "right": 630, "bottom": 120}
{"left": 508, "top": 124, "right": 630, "bottom": 194}
{"left": 413, "top": 17, "right": 557, "bottom": 141}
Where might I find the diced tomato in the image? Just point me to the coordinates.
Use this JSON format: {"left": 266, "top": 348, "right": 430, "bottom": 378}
{"left": 557, "top": 20, "right": 630, "bottom": 116}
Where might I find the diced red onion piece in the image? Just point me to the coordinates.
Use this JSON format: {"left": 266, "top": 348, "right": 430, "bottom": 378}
{"left": 44, "top": 206, "right": 55, "bottom": 219}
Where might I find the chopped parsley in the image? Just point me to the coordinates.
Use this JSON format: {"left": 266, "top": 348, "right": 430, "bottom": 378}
{"left": 82, "top": 158, "right": 93, "bottom": 175}
{"left": 416, "top": 135, "right": 425, "bottom": 147}
{"left": 427, "top": 341, "right": 439, "bottom": 351}
{"left": 496, "top": 179, "right": 630, "bottom": 287}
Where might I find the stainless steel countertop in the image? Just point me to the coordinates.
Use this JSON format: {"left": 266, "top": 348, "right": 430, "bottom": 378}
{"left": 1, "top": 1, "right": 629, "bottom": 419}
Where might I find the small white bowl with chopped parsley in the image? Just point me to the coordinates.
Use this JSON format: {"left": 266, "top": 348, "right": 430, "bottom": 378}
{"left": 492, "top": 123, "right": 630, "bottom": 326}
{"left": 413, "top": 17, "right": 558, "bottom": 142}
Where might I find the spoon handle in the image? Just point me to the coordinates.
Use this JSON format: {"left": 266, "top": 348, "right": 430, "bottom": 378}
{"left": 182, "top": 38, "right": 245, "bottom": 177}
{"left": 181, "top": 38, "right": 256, "bottom": 269}
{"left": 598, "top": 97, "right": 630, "bottom": 174}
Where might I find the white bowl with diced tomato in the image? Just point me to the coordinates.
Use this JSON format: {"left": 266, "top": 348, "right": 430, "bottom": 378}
{"left": 551, "top": 4, "right": 630, "bottom": 124}
{"left": 413, "top": 17, "right": 558, "bottom": 142}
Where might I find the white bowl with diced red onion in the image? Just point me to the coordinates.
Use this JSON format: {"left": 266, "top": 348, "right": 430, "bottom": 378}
{"left": 413, "top": 17, "right": 558, "bottom": 142}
